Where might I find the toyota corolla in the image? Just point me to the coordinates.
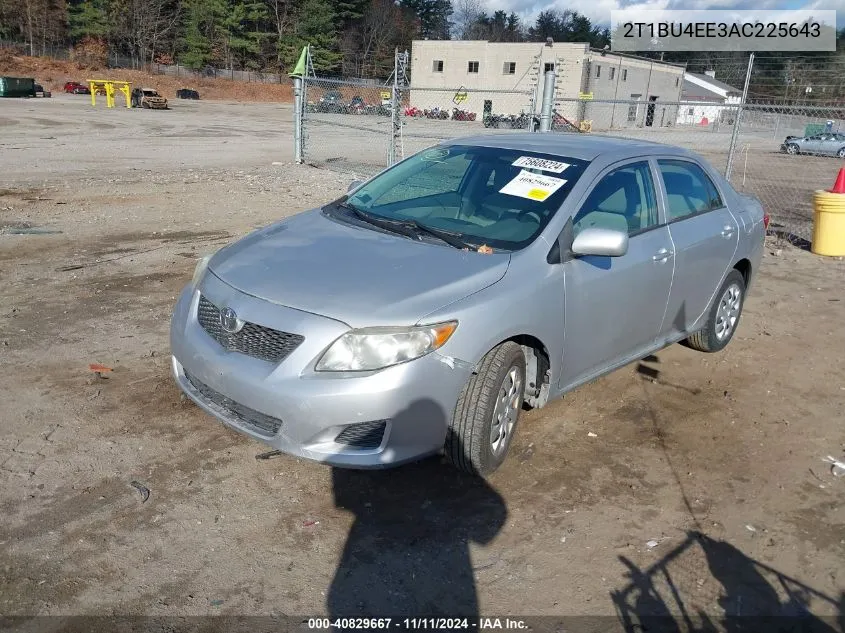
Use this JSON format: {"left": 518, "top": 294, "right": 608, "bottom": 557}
{"left": 170, "top": 134, "right": 766, "bottom": 476}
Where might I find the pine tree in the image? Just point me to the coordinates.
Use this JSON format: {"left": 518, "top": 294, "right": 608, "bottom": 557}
{"left": 180, "top": 0, "right": 214, "bottom": 69}
{"left": 69, "top": 0, "right": 109, "bottom": 39}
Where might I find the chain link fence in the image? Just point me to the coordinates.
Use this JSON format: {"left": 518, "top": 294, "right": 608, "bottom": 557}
{"left": 298, "top": 56, "right": 845, "bottom": 244}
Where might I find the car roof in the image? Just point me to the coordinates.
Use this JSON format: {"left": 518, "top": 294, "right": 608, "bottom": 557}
{"left": 440, "top": 132, "right": 696, "bottom": 162}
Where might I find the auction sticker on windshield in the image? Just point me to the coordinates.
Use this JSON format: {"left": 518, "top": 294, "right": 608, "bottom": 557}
{"left": 512, "top": 156, "right": 570, "bottom": 173}
{"left": 500, "top": 170, "right": 566, "bottom": 201}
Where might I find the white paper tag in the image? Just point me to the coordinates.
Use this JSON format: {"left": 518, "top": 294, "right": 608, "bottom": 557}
{"left": 512, "top": 156, "right": 570, "bottom": 173}
{"left": 499, "top": 170, "right": 567, "bottom": 202}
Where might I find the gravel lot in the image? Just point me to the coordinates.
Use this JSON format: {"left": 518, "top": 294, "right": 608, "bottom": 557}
{"left": 1, "top": 95, "right": 844, "bottom": 628}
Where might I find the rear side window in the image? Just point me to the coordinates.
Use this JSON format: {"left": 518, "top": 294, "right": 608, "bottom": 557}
{"left": 658, "top": 160, "right": 723, "bottom": 221}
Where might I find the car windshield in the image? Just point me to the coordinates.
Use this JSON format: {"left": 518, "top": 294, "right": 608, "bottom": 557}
{"left": 344, "top": 144, "right": 589, "bottom": 250}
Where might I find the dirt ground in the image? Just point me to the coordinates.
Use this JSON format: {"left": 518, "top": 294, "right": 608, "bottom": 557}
{"left": 1, "top": 96, "right": 844, "bottom": 628}
{"left": 0, "top": 51, "right": 293, "bottom": 103}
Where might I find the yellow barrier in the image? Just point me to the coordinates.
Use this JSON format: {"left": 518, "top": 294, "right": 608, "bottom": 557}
{"left": 88, "top": 80, "right": 131, "bottom": 108}
{"left": 812, "top": 189, "right": 845, "bottom": 256}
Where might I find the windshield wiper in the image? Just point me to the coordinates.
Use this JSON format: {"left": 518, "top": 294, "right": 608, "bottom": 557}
{"left": 337, "top": 201, "right": 477, "bottom": 251}
{"left": 336, "top": 202, "right": 418, "bottom": 240}
{"left": 406, "top": 220, "right": 475, "bottom": 251}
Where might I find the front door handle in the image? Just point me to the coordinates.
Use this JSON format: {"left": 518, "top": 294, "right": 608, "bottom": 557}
{"left": 652, "top": 248, "right": 674, "bottom": 262}
{"left": 721, "top": 225, "right": 736, "bottom": 238}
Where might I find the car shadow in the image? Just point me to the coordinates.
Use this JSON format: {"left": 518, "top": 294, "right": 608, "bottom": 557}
{"left": 326, "top": 400, "right": 507, "bottom": 622}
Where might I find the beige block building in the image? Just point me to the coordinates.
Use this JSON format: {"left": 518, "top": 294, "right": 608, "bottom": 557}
{"left": 409, "top": 40, "right": 686, "bottom": 131}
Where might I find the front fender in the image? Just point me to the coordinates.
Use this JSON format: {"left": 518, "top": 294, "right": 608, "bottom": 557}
{"left": 419, "top": 260, "right": 564, "bottom": 387}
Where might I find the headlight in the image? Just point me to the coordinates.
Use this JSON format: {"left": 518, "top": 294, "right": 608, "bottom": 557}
{"left": 315, "top": 321, "right": 458, "bottom": 372}
{"left": 191, "top": 254, "right": 212, "bottom": 287}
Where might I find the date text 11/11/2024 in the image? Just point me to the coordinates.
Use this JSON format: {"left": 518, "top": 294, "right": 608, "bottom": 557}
{"left": 307, "top": 618, "right": 530, "bottom": 630}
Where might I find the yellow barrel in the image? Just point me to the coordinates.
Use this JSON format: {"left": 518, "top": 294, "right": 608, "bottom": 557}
{"left": 812, "top": 189, "right": 845, "bottom": 256}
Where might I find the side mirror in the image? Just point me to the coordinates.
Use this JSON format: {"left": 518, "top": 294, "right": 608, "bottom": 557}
{"left": 348, "top": 179, "right": 363, "bottom": 193}
{"left": 571, "top": 227, "right": 628, "bottom": 258}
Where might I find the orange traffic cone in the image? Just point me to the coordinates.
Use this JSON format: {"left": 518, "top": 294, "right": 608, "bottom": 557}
{"left": 828, "top": 167, "right": 845, "bottom": 194}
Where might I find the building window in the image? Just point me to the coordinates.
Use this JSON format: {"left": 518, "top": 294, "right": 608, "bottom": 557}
{"left": 432, "top": 60, "right": 443, "bottom": 72}
{"left": 687, "top": 107, "right": 694, "bottom": 115}
{"left": 468, "top": 61, "right": 479, "bottom": 73}
{"left": 622, "top": 69, "right": 628, "bottom": 81}
{"left": 503, "top": 62, "right": 516, "bottom": 75}
{"left": 610, "top": 67, "right": 615, "bottom": 80}
{"left": 544, "top": 62, "right": 555, "bottom": 73}
{"left": 628, "top": 94, "right": 641, "bottom": 122}
{"left": 596, "top": 65, "right": 601, "bottom": 78}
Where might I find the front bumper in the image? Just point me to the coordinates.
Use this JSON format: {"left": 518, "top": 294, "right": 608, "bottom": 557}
{"left": 169, "top": 272, "right": 473, "bottom": 468}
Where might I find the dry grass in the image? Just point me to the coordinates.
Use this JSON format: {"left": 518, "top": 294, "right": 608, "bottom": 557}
{"left": 0, "top": 50, "right": 293, "bottom": 103}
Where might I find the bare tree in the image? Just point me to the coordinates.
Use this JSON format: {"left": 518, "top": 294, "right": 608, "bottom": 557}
{"left": 342, "top": 0, "right": 405, "bottom": 78}
{"left": 452, "top": 0, "right": 483, "bottom": 40}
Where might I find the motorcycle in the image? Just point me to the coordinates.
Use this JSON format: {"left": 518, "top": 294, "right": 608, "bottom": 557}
{"left": 424, "top": 107, "right": 449, "bottom": 119}
{"left": 405, "top": 106, "right": 423, "bottom": 117}
{"left": 451, "top": 108, "right": 476, "bottom": 121}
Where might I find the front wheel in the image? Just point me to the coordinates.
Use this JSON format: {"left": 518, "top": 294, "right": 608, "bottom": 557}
{"left": 786, "top": 143, "right": 799, "bottom": 155}
{"left": 446, "top": 341, "right": 526, "bottom": 476}
{"left": 685, "top": 269, "right": 746, "bottom": 353}
{"left": 837, "top": 147, "right": 845, "bottom": 158}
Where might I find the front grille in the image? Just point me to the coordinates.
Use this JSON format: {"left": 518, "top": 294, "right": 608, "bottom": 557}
{"left": 335, "top": 420, "right": 387, "bottom": 449}
{"left": 197, "top": 295, "right": 304, "bottom": 364}
{"left": 184, "top": 372, "right": 282, "bottom": 437}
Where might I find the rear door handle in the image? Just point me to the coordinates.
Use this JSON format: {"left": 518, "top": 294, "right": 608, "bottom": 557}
{"left": 653, "top": 248, "right": 673, "bottom": 262}
{"left": 722, "top": 225, "right": 736, "bottom": 238}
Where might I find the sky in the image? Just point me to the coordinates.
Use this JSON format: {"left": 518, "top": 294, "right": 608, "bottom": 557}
{"left": 477, "top": 0, "right": 844, "bottom": 29}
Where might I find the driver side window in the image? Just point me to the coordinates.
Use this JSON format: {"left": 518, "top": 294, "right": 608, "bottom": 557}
{"left": 573, "top": 162, "right": 658, "bottom": 236}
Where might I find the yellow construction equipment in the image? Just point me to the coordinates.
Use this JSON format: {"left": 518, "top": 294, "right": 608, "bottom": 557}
{"left": 88, "top": 80, "right": 131, "bottom": 108}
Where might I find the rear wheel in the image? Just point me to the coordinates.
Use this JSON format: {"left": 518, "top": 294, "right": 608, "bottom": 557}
{"left": 685, "top": 269, "right": 745, "bottom": 353}
{"left": 446, "top": 341, "right": 525, "bottom": 476}
{"left": 837, "top": 147, "right": 845, "bottom": 158}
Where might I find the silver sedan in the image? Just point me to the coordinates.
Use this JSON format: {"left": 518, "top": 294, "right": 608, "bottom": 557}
{"left": 170, "top": 134, "right": 767, "bottom": 476}
{"left": 781, "top": 132, "right": 845, "bottom": 157}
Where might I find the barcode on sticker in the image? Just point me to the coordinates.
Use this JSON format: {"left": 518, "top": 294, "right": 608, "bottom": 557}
{"left": 512, "top": 156, "right": 570, "bottom": 173}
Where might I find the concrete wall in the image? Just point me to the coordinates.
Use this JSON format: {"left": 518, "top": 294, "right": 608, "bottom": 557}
{"left": 580, "top": 53, "right": 685, "bottom": 130}
{"left": 409, "top": 40, "right": 588, "bottom": 115}
{"left": 409, "top": 42, "right": 686, "bottom": 126}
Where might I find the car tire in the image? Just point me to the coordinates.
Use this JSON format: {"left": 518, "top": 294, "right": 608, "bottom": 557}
{"left": 837, "top": 147, "right": 845, "bottom": 158}
{"left": 685, "top": 269, "right": 746, "bottom": 353}
{"left": 786, "top": 143, "right": 800, "bottom": 155}
{"left": 446, "top": 341, "right": 526, "bottom": 476}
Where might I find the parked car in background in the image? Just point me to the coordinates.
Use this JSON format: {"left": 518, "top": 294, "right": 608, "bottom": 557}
{"left": 131, "top": 87, "right": 168, "bottom": 109}
{"left": 317, "top": 90, "right": 345, "bottom": 113}
{"left": 64, "top": 81, "right": 89, "bottom": 94}
{"left": 781, "top": 132, "right": 845, "bottom": 158}
{"left": 176, "top": 88, "right": 200, "bottom": 100}
{"left": 171, "top": 134, "right": 766, "bottom": 477}
{"left": 33, "top": 83, "right": 51, "bottom": 98}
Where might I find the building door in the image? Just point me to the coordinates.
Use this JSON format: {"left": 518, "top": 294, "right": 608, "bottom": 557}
{"left": 646, "top": 96, "right": 658, "bottom": 126}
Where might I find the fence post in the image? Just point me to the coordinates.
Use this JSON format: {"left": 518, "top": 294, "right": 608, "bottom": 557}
{"left": 388, "top": 49, "right": 399, "bottom": 167}
{"left": 539, "top": 70, "right": 556, "bottom": 132}
{"left": 293, "top": 76, "right": 304, "bottom": 164}
{"left": 725, "top": 53, "right": 754, "bottom": 183}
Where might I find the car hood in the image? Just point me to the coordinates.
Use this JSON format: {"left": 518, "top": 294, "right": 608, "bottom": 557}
{"left": 207, "top": 209, "right": 510, "bottom": 327}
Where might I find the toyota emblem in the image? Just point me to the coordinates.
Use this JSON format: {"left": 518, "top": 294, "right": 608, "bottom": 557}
{"left": 219, "top": 307, "right": 242, "bottom": 333}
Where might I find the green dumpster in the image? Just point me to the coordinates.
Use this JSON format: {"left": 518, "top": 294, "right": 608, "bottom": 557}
{"left": 0, "top": 76, "right": 36, "bottom": 98}
{"left": 804, "top": 123, "right": 825, "bottom": 137}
